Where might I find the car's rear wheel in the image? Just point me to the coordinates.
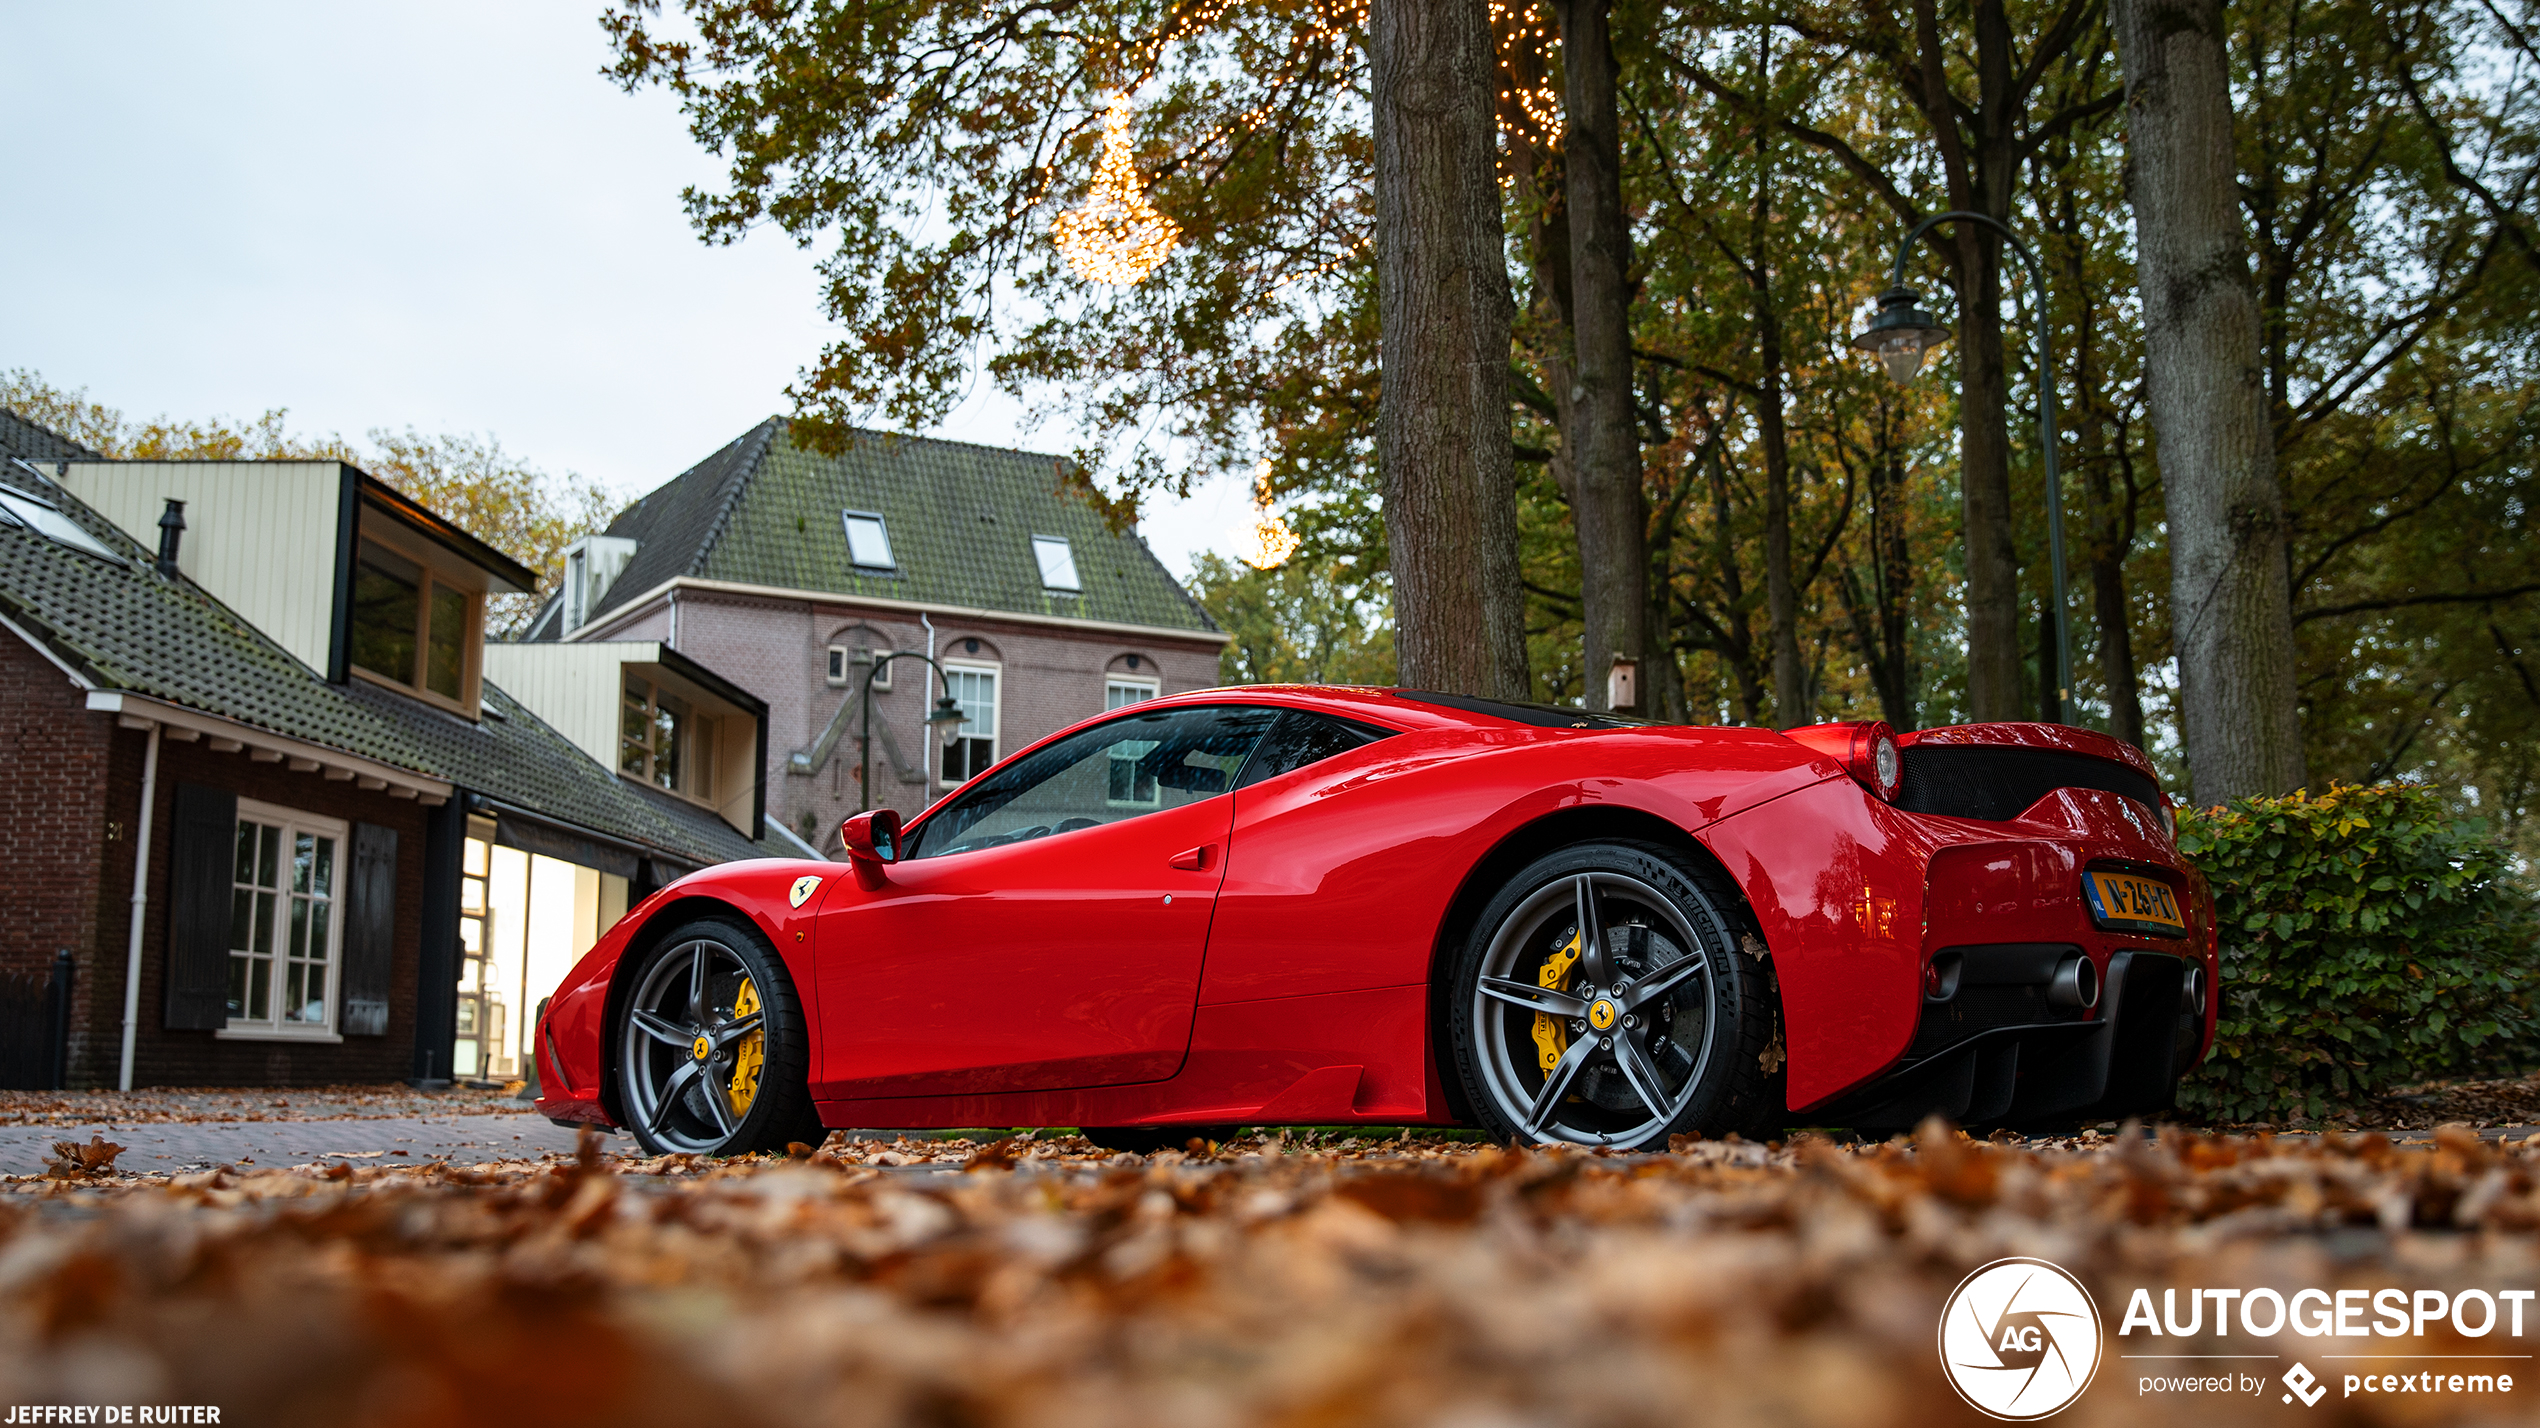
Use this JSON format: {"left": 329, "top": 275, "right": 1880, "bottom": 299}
{"left": 1451, "top": 840, "right": 1776, "bottom": 1149}
{"left": 617, "top": 918, "right": 822, "bottom": 1155}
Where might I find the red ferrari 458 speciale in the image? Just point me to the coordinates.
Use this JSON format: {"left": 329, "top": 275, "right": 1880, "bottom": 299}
{"left": 534, "top": 686, "right": 2216, "bottom": 1154}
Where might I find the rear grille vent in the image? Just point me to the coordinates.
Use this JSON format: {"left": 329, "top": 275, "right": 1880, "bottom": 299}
{"left": 1909, "top": 943, "right": 2091, "bottom": 1060}
{"left": 1896, "top": 744, "right": 2159, "bottom": 822}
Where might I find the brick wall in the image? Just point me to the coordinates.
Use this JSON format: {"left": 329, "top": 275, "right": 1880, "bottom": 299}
{"left": 0, "top": 632, "right": 112, "bottom": 1079}
{"left": 54, "top": 722, "right": 431, "bottom": 1088}
{"left": 655, "top": 591, "right": 1222, "bottom": 851}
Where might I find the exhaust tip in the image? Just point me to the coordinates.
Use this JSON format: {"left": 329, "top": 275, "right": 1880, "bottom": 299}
{"left": 2049, "top": 954, "right": 2100, "bottom": 1011}
{"left": 1923, "top": 952, "right": 1962, "bottom": 1002}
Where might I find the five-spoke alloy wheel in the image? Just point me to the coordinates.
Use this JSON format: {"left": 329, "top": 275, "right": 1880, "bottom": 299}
{"left": 1451, "top": 841, "right": 1775, "bottom": 1149}
{"left": 617, "top": 918, "right": 820, "bottom": 1155}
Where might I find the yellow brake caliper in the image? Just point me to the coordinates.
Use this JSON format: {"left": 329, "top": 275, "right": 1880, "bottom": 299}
{"left": 728, "top": 976, "right": 764, "bottom": 1115}
{"left": 1530, "top": 932, "right": 1581, "bottom": 1073}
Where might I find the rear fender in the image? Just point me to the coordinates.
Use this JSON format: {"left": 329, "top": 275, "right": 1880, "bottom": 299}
{"left": 1696, "top": 777, "right": 1945, "bottom": 1109}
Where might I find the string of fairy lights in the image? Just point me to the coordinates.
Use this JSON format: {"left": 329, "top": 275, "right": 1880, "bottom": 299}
{"left": 1238, "top": 460, "right": 1304, "bottom": 569}
{"left": 1051, "top": 92, "right": 1185, "bottom": 284}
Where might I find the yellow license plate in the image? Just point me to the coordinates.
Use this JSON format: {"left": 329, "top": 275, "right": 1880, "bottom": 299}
{"left": 2083, "top": 871, "right": 2187, "bottom": 937}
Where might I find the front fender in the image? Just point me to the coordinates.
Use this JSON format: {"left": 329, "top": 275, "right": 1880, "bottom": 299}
{"left": 532, "top": 859, "right": 839, "bottom": 1127}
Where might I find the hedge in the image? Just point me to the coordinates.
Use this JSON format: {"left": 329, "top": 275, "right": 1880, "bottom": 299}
{"left": 2175, "top": 783, "right": 2540, "bottom": 1124}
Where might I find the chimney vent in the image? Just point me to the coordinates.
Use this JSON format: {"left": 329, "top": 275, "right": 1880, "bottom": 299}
{"left": 155, "top": 499, "right": 186, "bottom": 577}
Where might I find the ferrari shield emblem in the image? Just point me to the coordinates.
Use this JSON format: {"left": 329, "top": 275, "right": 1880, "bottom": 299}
{"left": 788, "top": 874, "right": 822, "bottom": 909}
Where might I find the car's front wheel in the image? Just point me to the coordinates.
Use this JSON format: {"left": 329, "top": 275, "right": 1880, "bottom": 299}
{"left": 617, "top": 917, "right": 822, "bottom": 1155}
{"left": 1450, "top": 841, "right": 1776, "bottom": 1149}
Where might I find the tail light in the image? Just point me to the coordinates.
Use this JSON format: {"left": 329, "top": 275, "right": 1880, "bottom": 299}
{"left": 1781, "top": 720, "right": 1904, "bottom": 801}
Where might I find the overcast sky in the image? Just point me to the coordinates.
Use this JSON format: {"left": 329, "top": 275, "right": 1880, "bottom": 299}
{"left": 0, "top": 2, "right": 1250, "bottom": 579}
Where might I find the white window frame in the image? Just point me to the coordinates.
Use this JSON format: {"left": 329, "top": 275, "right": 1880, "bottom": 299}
{"left": 827, "top": 640, "right": 892, "bottom": 690}
{"left": 939, "top": 660, "right": 1002, "bottom": 787}
{"left": 1105, "top": 675, "right": 1159, "bottom": 710}
{"left": 564, "top": 547, "right": 589, "bottom": 630}
{"left": 347, "top": 537, "right": 485, "bottom": 717}
{"left": 216, "top": 798, "right": 349, "bottom": 1043}
{"left": 1106, "top": 738, "right": 1164, "bottom": 809}
{"left": 622, "top": 675, "right": 715, "bottom": 806}
{"left": 1032, "top": 535, "right": 1082, "bottom": 591}
{"left": 843, "top": 510, "right": 896, "bottom": 570}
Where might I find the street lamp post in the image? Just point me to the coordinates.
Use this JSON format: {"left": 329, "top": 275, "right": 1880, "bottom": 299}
{"left": 1851, "top": 210, "right": 2075, "bottom": 726}
{"left": 857, "top": 651, "right": 970, "bottom": 815}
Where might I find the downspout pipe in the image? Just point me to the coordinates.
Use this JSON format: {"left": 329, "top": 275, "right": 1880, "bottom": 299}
{"left": 920, "top": 612, "right": 938, "bottom": 797}
{"left": 119, "top": 721, "right": 162, "bottom": 1092}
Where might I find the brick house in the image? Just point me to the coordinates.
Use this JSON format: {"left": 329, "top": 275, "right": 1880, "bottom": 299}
{"left": 0, "top": 408, "right": 786, "bottom": 1089}
{"left": 508, "top": 420, "right": 1228, "bottom": 850}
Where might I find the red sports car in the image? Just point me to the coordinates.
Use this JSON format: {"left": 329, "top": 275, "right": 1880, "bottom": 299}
{"left": 533, "top": 687, "right": 2216, "bottom": 1154}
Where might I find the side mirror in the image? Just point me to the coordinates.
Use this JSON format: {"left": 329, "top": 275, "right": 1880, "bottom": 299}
{"left": 840, "top": 809, "right": 900, "bottom": 886}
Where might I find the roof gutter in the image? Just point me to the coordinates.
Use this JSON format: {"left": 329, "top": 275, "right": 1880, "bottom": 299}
{"left": 567, "top": 574, "right": 1233, "bottom": 648}
{"left": 82, "top": 691, "right": 453, "bottom": 804}
{"left": 0, "top": 606, "right": 98, "bottom": 691}
{"left": 463, "top": 792, "right": 710, "bottom": 883}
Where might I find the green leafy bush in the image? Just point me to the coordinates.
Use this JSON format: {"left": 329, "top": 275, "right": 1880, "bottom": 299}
{"left": 2176, "top": 784, "right": 2540, "bottom": 1123}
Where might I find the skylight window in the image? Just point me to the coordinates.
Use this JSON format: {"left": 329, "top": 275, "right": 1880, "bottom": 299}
{"left": 0, "top": 485, "right": 120, "bottom": 562}
{"left": 843, "top": 511, "right": 895, "bottom": 570}
{"left": 1032, "top": 535, "right": 1081, "bottom": 591}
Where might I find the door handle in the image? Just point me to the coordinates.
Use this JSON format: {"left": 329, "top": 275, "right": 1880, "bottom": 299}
{"left": 1168, "top": 845, "right": 1212, "bottom": 871}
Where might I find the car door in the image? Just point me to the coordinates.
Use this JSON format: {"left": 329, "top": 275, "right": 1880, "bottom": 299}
{"left": 813, "top": 703, "right": 1281, "bottom": 1098}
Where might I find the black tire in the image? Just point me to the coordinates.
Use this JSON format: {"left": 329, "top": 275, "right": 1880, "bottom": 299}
{"left": 1080, "top": 1124, "right": 1239, "bottom": 1155}
{"left": 1450, "top": 839, "right": 1778, "bottom": 1149}
{"left": 616, "top": 917, "right": 823, "bottom": 1155}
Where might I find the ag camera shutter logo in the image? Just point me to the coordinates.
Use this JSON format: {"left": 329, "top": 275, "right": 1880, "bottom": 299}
{"left": 1939, "top": 1258, "right": 2104, "bottom": 1419}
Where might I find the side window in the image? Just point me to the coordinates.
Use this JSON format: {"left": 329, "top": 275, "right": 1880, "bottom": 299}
{"left": 1235, "top": 711, "right": 1394, "bottom": 789}
{"left": 907, "top": 705, "right": 1281, "bottom": 859}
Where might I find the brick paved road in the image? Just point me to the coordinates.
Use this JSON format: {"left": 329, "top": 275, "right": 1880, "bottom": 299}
{"left": 0, "top": 1113, "right": 597, "bottom": 1176}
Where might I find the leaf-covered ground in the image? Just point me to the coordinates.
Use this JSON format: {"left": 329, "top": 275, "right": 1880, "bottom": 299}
{"left": 0, "top": 1084, "right": 530, "bottom": 1127}
{"left": 5, "top": 1124, "right": 2539, "bottom": 1426}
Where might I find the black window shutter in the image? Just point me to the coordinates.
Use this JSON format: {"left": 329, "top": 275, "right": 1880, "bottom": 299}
{"left": 339, "top": 822, "right": 398, "bottom": 1036}
{"left": 162, "top": 783, "right": 236, "bottom": 1031}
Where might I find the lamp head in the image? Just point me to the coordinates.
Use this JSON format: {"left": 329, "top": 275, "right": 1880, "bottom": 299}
{"left": 1850, "top": 285, "right": 1952, "bottom": 383}
{"left": 927, "top": 695, "right": 967, "bottom": 738}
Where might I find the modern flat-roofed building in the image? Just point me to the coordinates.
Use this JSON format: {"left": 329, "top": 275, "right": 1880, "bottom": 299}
{"left": 0, "top": 407, "right": 789, "bottom": 1089}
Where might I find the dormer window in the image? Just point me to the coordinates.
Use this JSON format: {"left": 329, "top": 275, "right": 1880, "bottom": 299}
{"left": 844, "top": 511, "right": 895, "bottom": 570}
{"left": 559, "top": 534, "right": 638, "bottom": 634}
{"left": 1032, "top": 535, "right": 1081, "bottom": 591}
{"left": 349, "top": 539, "right": 480, "bottom": 708}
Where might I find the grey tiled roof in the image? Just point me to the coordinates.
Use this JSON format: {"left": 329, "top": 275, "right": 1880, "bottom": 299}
{"left": 0, "top": 408, "right": 760, "bottom": 871}
{"left": 561, "top": 420, "right": 1217, "bottom": 637}
{"left": 0, "top": 408, "right": 99, "bottom": 464}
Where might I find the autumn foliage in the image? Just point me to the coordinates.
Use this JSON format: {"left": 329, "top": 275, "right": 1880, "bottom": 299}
{"left": 6, "top": 1124, "right": 2540, "bottom": 1425}
{"left": 2181, "top": 784, "right": 2540, "bottom": 1123}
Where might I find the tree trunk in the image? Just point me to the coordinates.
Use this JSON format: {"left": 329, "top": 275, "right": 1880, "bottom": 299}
{"left": 2114, "top": 0, "right": 2308, "bottom": 800}
{"left": 1555, "top": 0, "right": 1644, "bottom": 711}
{"left": 1701, "top": 447, "right": 1768, "bottom": 723}
{"left": 1746, "top": 94, "right": 1805, "bottom": 728}
{"left": 2088, "top": 536, "right": 2146, "bottom": 747}
{"left": 1948, "top": 221, "right": 2026, "bottom": 723}
{"left": 1374, "top": 0, "right": 1530, "bottom": 699}
{"left": 1905, "top": 0, "right": 2028, "bottom": 723}
{"left": 1841, "top": 437, "right": 1919, "bottom": 729}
